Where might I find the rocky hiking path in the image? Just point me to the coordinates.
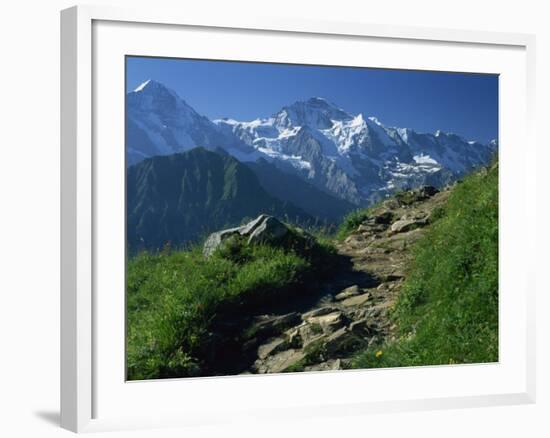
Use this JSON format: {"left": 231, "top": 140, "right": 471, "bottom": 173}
{"left": 237, "top": 186, "right": 451, "bottom": 374}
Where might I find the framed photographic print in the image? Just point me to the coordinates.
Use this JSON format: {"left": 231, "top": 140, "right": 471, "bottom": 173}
{"left": 61, "top": 5, "right": 536, "bottom": 433}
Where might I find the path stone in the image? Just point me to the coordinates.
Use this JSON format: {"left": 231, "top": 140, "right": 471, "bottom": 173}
{"left": 257, "top": 337, "right": 288, "bottom": 360}
{"left": 255, "top": 349, "right": 305, "bottom": 374}
{"left": 341, "top": 292, "right": 371, "bottom": 308}
{"left": 302, "top": 306, "right": 339, "bottom": 320}
{"left": 306, "top": 311, "right": 346, "bottom": 334}
{"left": 298, "top": 324, "right": 326, "bottom": 348}
{"left": 324, "top": 328, "right": 365, "bottom": 356}
{"left": 349, "top": 318, "right": 373, "bottom": 336}
{"left": 334, "top": 285, "right": 360, "bottom": 301}
{"left": 248, "top": 312, "right": 301, "bottom": 340}
{"left": 304, "top": 359, "right": 342, "bottom": 372}
{"left": 358, "top": 223, "right": 387, "bottom": 234}
{"left": 391, "top": 218, "right": 421, "bottom": 233}
{"left": 242, "top": 187, "right": 452, "bottom": 374}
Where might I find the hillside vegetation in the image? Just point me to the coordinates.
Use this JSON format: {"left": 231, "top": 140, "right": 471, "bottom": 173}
{"left": 127, "top": 230, "right": 337, "bottom": 380}
{"left": 353, "top": 162, "right": 498, "bottom": 368}
{"left": 126, "top": 161, "right": 498, "bottom": 379}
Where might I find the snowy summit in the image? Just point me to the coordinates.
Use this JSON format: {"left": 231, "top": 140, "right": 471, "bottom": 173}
{"left": 126, "top": 79, "right": 498, "bottom": 205}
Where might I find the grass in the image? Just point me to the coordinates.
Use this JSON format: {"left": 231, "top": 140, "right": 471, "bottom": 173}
{"left": 126, "top": 228, "right": 337, "bottom": 380}
{"left": 336, "top": 209, "right": 371, "bottom": 240}
{"left": 335, "top": 199, "right": 384, "bottom": 241}
{"left": 353, "top": 163, "right": 498, "bottom": 369}
{"left": 127, "top": 162, "right": 499, "bottom": 378}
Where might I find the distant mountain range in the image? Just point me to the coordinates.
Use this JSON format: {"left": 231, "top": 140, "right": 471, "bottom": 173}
{"left": 127, "top": 79, "right": 497, "bottom": 206}
{"left": 126, "top": 79, "right": 497, "bottom": 249}
{"left": 127, "top": 148, "right": 320, "bottom": 250}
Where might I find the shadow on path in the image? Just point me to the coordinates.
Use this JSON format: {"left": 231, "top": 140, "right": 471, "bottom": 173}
{"left": 206, "top": 251, "right": 380, "bottom": 376}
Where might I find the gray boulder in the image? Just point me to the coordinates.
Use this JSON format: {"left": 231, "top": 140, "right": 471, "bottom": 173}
{"left": 247, "top": 216, "right": 289, "bottom": 245}
{"left": 390, "top": 216, "right": 429, "bottom": 234}
{"left": 203, "top": 214, "right": 290, "bottom": 257}
{"left": 239, "top": 214, "right": 270, "bottom": 235}
{"left": 202, "top": 226, "right": 244, "bottom": 258}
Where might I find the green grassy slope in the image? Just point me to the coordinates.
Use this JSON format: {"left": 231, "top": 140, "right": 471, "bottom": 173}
{"left": 126, "top": 233, "right": 336, "bottom": 380}
{"left": 353, "top": 163, "right": 499, "bottom": 368}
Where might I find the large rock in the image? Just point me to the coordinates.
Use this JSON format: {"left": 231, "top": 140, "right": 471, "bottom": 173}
{"left": 202, "top": 226, "right": 244, "bottom": 258}
{"left": 247, "top": 216, "right": 289, "bottom": 245}
{"left": 203, "top": 214, "right": 311, "bottom": 257}
{"left": 239, "top": 214, "right": 270, "bottom": 235}
{"left": 203, "top": 214, "right": 284, "bottom": 257}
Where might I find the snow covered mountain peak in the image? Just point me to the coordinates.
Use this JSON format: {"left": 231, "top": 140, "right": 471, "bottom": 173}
{"left": 273, "top": 96, "right": 352, "bottom": 130}
{"left": 131, "top": 78, "right": 174, "bottom": 95}
{"left": 434, "top": 129, "right": 469, "bottom": 143}
{"left": 126, "top": 79, "right": 255, "bottom": 165}
{"left": 126, "top": 81, "right": 497, "bottom": 205}
{"left": 127, "top": 78, "right": 187, "bottom": 110}
{"left": 367, "top": 116, "right": 384, "bottom": 127}
{"left": 133, "top": 79, "right": 152, "bottom": 92}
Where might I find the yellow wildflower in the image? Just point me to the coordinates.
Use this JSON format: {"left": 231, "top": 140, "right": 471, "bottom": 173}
{"left": 375, "top": 350, "right": 383, "bottom": 359}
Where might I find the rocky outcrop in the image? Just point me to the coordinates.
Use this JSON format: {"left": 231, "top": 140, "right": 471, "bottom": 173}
{"left": 203, "top": 214, "right": 312, "bottom": 257}
{"left": 202, "top": 225, "right": 245, "bottom": 258}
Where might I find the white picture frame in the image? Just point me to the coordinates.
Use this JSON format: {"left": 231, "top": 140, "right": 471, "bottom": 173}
{"left": 60, "top": 4, "right": 536, "bottom": 433}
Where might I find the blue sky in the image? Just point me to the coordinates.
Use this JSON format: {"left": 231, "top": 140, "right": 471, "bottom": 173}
{"left": 126, "top": 56, "right": 498, "bottom": 143}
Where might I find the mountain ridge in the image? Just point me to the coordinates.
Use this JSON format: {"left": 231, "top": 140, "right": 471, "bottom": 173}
{"left": 127, "top": 79, "right": 497, "bottom": 205}
{"left": 126, "top": 147, "right": 316, "bottom": 250}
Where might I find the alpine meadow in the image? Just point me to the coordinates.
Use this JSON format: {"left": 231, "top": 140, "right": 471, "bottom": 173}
{"left": 125, "top": 57, "right": 499, "bottom": 379}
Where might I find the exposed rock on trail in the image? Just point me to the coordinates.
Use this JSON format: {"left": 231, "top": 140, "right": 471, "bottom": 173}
{"left": 211, "top": 186, "right": 450, "bottom": 374}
